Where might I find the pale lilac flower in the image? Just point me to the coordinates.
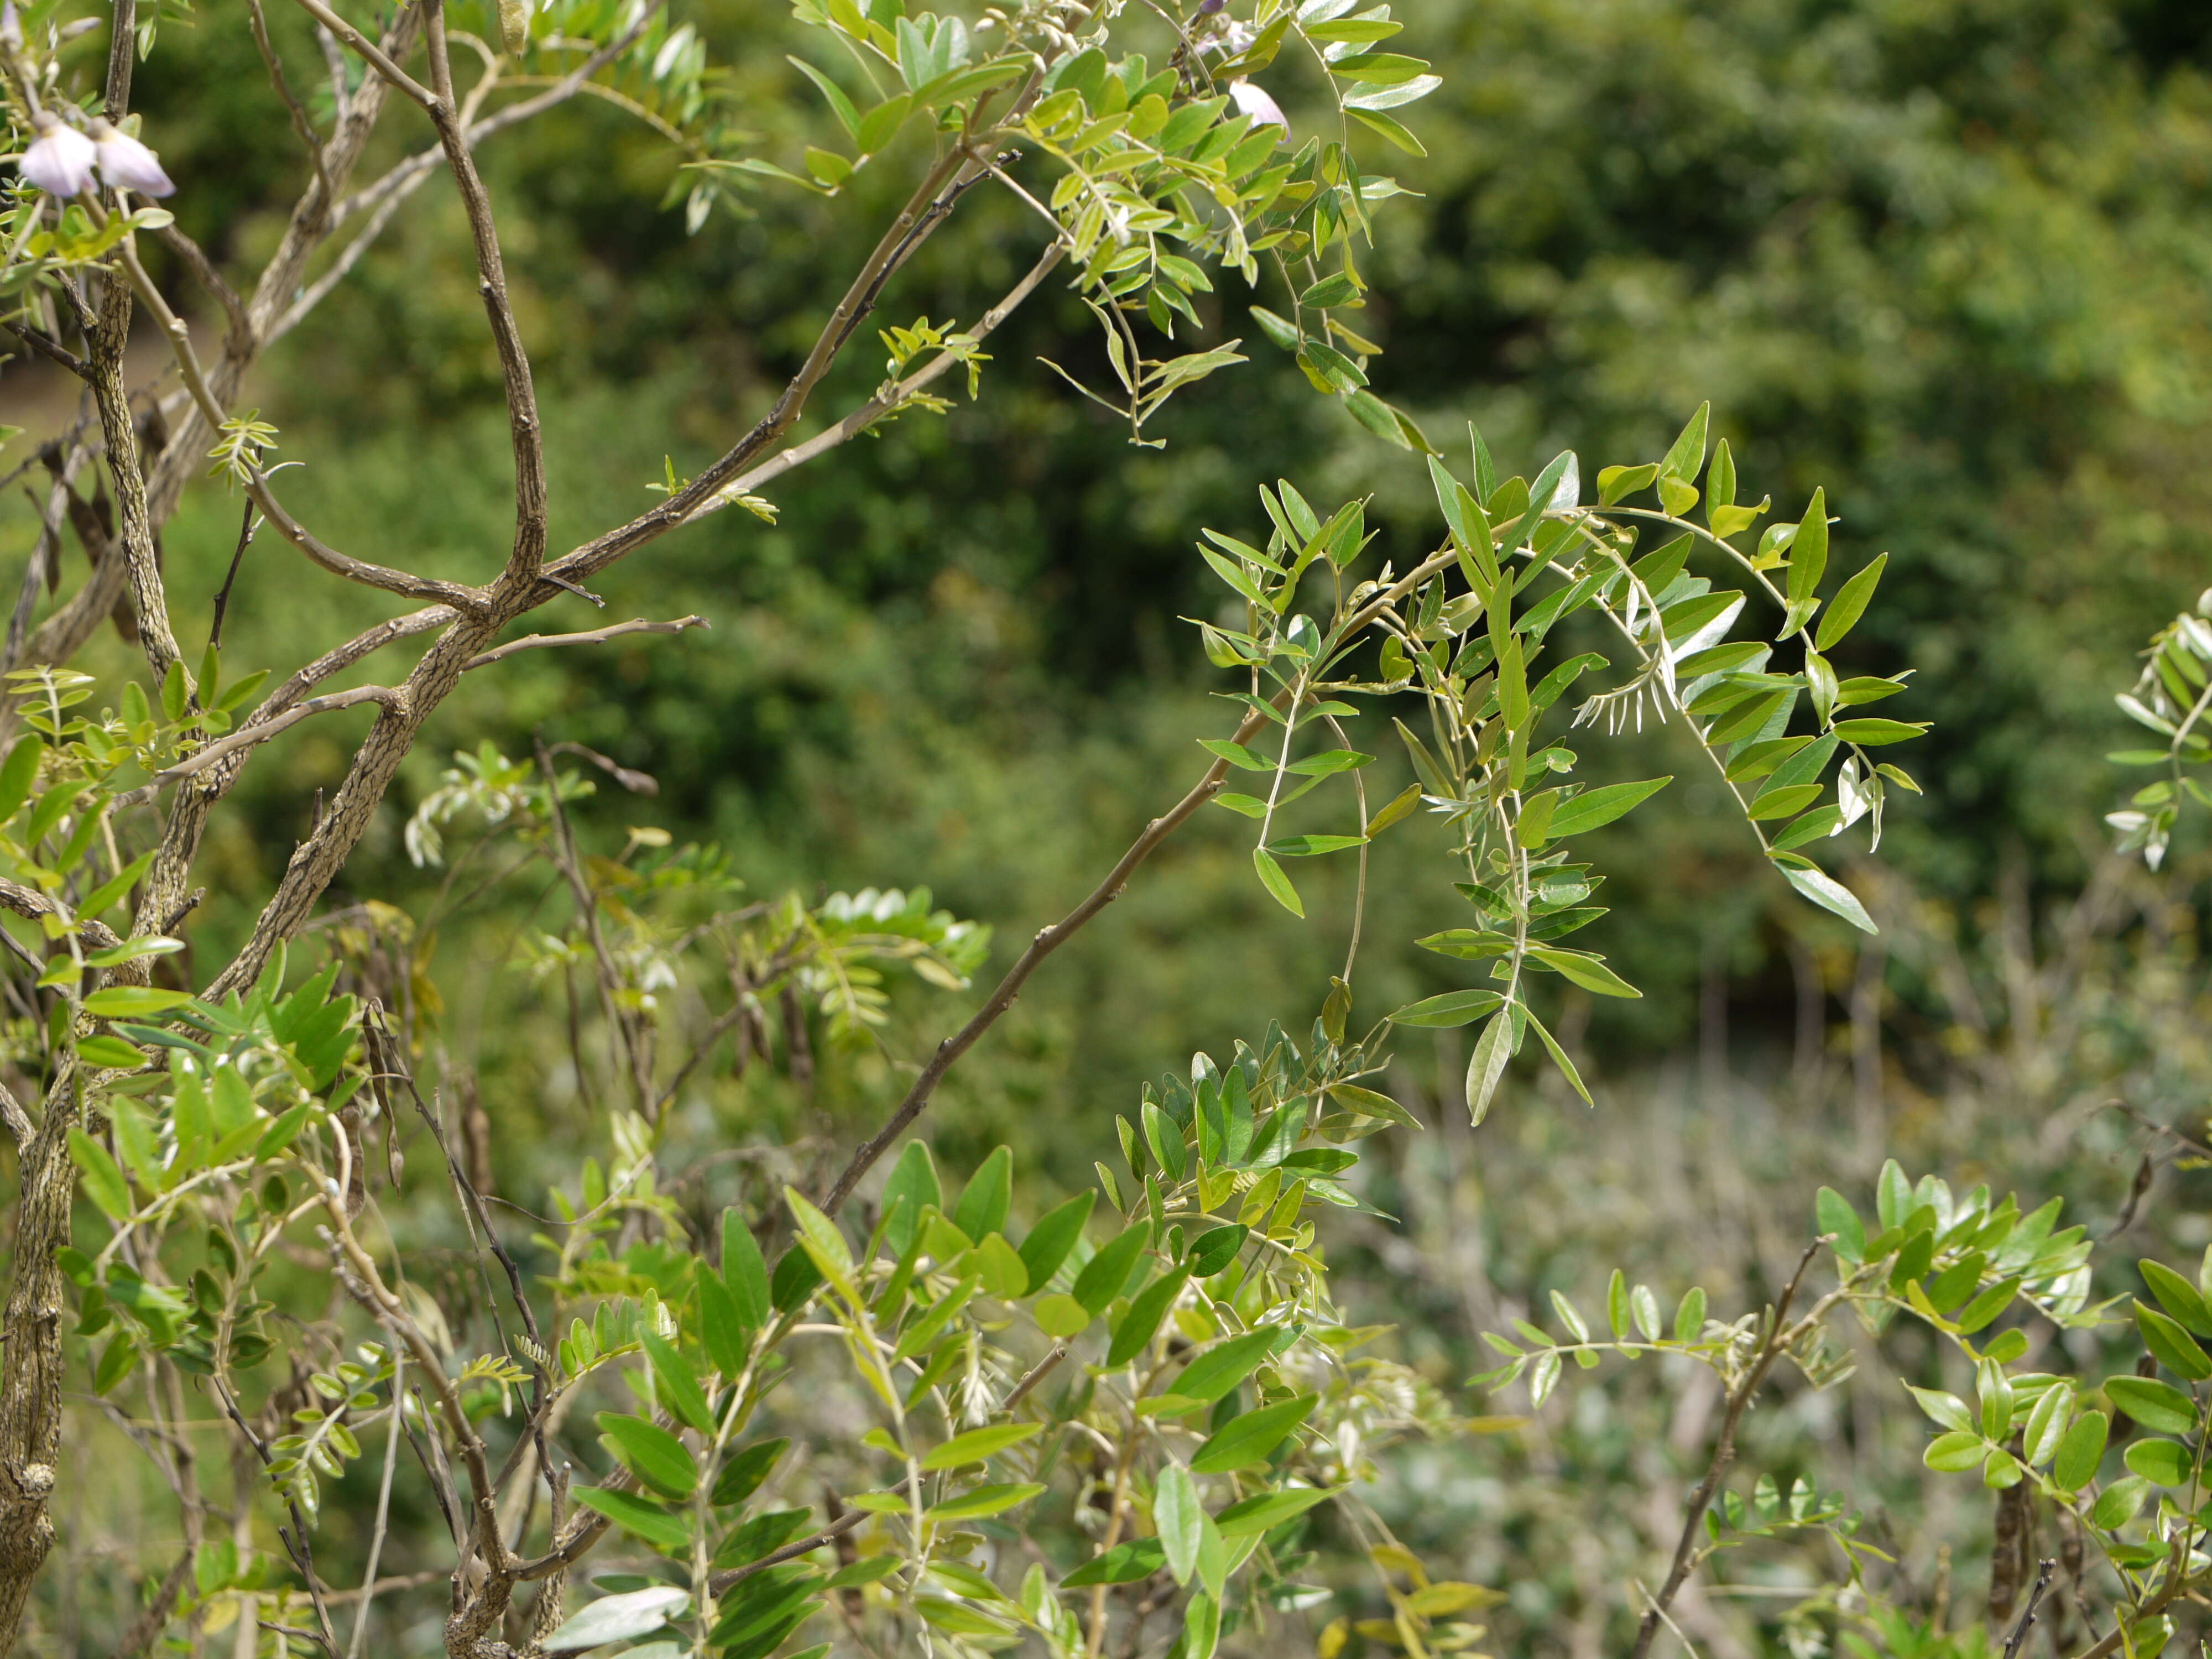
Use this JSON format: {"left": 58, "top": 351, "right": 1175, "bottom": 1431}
{"left": 90, "top": 118, "right": 174, "bottom": 196}
{"left": 1, "top": 3, "right": 23, "bottom": 51}
{"left": 19, "top": 113, "right": 96, "bottom": 198}
{"left": 1228, "top": 79, "right": 1287, "bottom": 137}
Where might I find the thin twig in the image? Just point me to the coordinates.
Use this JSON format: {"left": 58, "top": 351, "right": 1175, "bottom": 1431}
{"left": 463, "top": 613, "right": 706, "bottom": 670}
{"left": 208, "top": 498, "right": 259, "bottom": 651}
{"left": 1627, "top": 1240, "right": 1824, "bottom": 1659}
{"left": 2002, "top": 1561, "right": 2057, "bottom": 1659}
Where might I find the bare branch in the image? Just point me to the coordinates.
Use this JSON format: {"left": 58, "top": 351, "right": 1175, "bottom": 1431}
{"left": 1, "top": 321, "right": 87, "bottom": 380}
{"left": 117, "top": 685, "right": 402, "bottom": 805}
{"left": 244, "top": 0, "right": 333, "bottom": 201}
{"left": 84, "top": 273, "right": 185, "bottom": 681}
{"left": 331, "top": 0, "right": 664, "bottom": 236}
{"left": 701, "top": 239, "right": 1067, "bottom": 515}
{"left": 424, "top": 0, "right": 550, "bottom": 589}
{"left": 117, "top": 236, "right": 492, "bottom": 614}
{"left": 463, "top": 613, "right": 706, "bottom": 670}
{"left": 286, "top": 0, "right": 436, "bottom": 108}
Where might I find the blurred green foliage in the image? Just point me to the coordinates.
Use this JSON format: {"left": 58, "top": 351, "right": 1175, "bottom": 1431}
{"left": 91, "top": 0, "right": 2210, "bottom": 1095}
{"left": 8, "top": 0, "right": 2212, "bottom": 1652}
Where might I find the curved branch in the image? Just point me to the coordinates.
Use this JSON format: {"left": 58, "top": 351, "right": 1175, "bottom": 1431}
{"left": 114, "top": 685, "right": 403, "bottom": 807}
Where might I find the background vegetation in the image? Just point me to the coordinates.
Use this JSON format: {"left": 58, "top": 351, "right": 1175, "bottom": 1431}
{"left": 7, "top": 0, "right": 2212, "bottom": 1652}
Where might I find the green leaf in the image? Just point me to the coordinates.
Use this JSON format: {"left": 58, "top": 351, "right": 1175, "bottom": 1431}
{"left": 1142, "top": 1099, "right": 1187, "bottom": 1181}
{"left": 785, "top": 55, "right": 862, "bottom": 137}
{"left": 1062, "top": 1538, "right": 1166, "bottom": 1587}
{"left": 1923, "top": 1431, "right": 1985, "bottom": 1473}
{"left": 641, "top": 1331, "right": 714, "bottom": 1434}
{"left": 69, "top": 1129, "right": 131, "bottom": 1220}
{"left": 1191, "top": 1393, "right": 1316, "bottom": 1473}
{"left": 2090, "top": 1474, "right": 2150, "bottom": 1531}
{"left": 1828, "top": 718, "right": 1928, "bottom": 745}
{"left": 2106, "top": 1375, "right": 2197, "bottom": 1435}
{"left": 572, "top": 1486, "right": 691, "bottom": 1553}
{"left": 921, "top": 1422, "right": 1039, "bottom": 1471}
{"left": 1161, "top": 1332, "right": 1276, "bottom": 1414}
{"left": 1784, "top": 489, "right": 1828, "bottom": 617}
{"left": 81, "top": 987, "right": 194, "bottom": 1018}
{"left": 2135, "top": 1302, "right": 2212, "bottom": 1380}
{"left": 1660, "top": 403, "right": 1709, "bottom": 481}
{"left": 597, "top": 1413, "right": 698, "bottom": 1500}
{"left": 1815, "top": 553, "right": 1887, "bottom": 651}
{"left": 712, "top": 1438, "right": 789, "bottom": 1509}
{"left": 722, "top": 1208, "right": 770, "bottom": 1330}
{"left": 1527, "top": 1010, "right": 1590, "bottom": 1104}
{"left": 824, "top": 1555, "right": 901, "bottom": 1589}
{"left": 1251, "top": 848, "right": 1305, "bottom": 917}
{"left": 1107, "top": 1269, "right": 1188, "bottom": 1366}
{"left": 0, "top": 737, "right": 45, "bottom": 826}
{"left": 1389, "top": 990, "right": 1504, "bottom": 1029}
{"left": 1527, "top": 948, "right": 1640, "bottom": 999}
{"left": 697, "top": 1270, "right": 749, "bottom": 1378}
{"left": 2052, "top": 1411, "right": 2108, "bottom": 1493}
{"left": 1034, "top": 1293, "right": 1089, "bottom": 1337}
{"left": 972, "top": 1232, "right": 1029, "bottom": 1299}
{"left": 1816, "top": 1188, "right": 1866, "bottom": 1263}
{"left": 2125, "top": 1438, "right": 2192, "bottom": 1486}
{"left": 880, "top": 1142, "right": 940, "bottom": 1259}
{"left": 543, "top": 1584, "right": 691, "bottom": 1652}
{"left": 1674, "top": 1286, "right": 1707, "bottom": 1343}
{"left": 1546, "top": 778, "right": 1671, "bottom": 839}
{"left": 1186, "top": 1223, "right": 1247, "bottom": 1277}
{"left": 77, "top": 1035, "right": 146, "bottom": 1071}
{"left": 78, "top": 850, "right": 155, "bottom": 920}
{"left": 1214, "top": 1485, "right": 1334, "bottom": 1536}
{"left": 952, "top": 1146, "right": 1012, "bottom": 1243}
{"left": 2023, "top": 1381, "right": 2074, "bottom": 1468}
{"left": 1157, "top": 1464, "right": 1202, "bottom": 1586}
{"left": 1907, "top": 1387, "right": 1974, "bottom": 1433}
{"left": 1072, "top": 1225, "right": 1149, "bottom": 1316}
{"left": 1266, "top": 833, "right": 1366, "bottom": 857}
{"left": 2141, "top": 1260, "right": 2212, "bottom": 1337}
{"left": 784, "top": 1186, "right": 852, "bottom": 1282}
{"left": 927, "top": 1482, "right": 1045, "bottom": 1521}
{"left": 1348, "top": 106, "right": 1426, "bottom": 155}
{"left": 1018, "top": 1191, "right": 1094, "bottom": 1290}
{"left": 1465, "top": 1011, "right": 1511, "bottom": 1126}
{"left": 1182, "top": 1590, "right": 1221, "bottom": 1659}
{"left": 1772, "top": 861, "right": 1877, "bottom": 933}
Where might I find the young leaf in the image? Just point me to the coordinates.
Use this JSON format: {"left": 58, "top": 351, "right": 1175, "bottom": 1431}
{"left": 1815, "top": 552, "right": 1887, "bottom": 651}
{"left": 1772, "top": 860, "right": 1877, "bottom": 933}
{"left": 1072, "top": 1225, "right": 1149, "bottom": 1315}
{"left": 69, "top": 1129, "right": 132, "bottom": 1221}
{"left": 1018, "top": 1191, "right": 1094, "bottom": 1290}
{"left": 1251, "top": 847, "right": 1306, "bottom": 918}
{"left": 2052, "top": 1411, "right": 2108, "bottom": 1493}
{"left": 952, "top": 1146, "right": 1013, "bottom": 1242}
{"left": 1107, "top": 1269, "right": 1189, "bottom": 1366}
{"left": 921, "top": 1422, "right": 1039, "bottom": 1472}
{"left": 722, "top": 1208, "right": 771, "bottom": 1331}
{"left": 1465, "top": 1011, "right": 1512, "bottom": 1126}
{"left": 1191, "top": 1392, "right": 1316, "bottom": 1472}
{"left": 1546, "top": 778, "right": 1672, "bottom": 839}
{"left": 641, "top": 1329, "right": 714, "bottom": 1434}
{"left": 572, "top": 1487, "right": 691, "bottom": 1553}
{"left": 1156, "top": 1465, "right": 1202, "bottom": 1585}
{"left": 597, "top": 1413, "right": 698, "bottom": 1500}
